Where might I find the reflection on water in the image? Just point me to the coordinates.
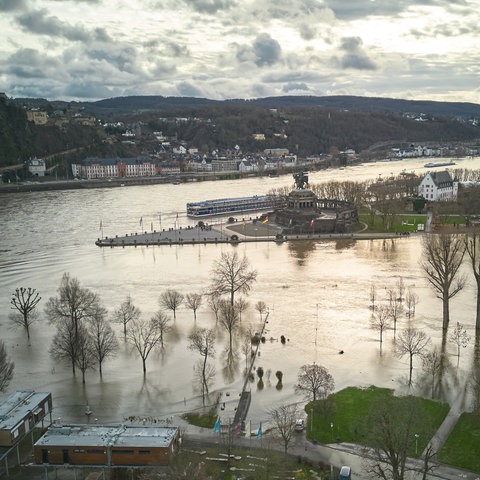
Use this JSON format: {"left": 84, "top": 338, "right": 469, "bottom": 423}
{"left": 1, "top": 159, "right": 479, "bottom": 423}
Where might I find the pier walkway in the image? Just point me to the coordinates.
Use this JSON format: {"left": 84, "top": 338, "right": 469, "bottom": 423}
{"left": 95, "top": 221, "right": 414, "bottom": 247}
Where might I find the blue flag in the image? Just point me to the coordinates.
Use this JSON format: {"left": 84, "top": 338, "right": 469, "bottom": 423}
{"left": 257, "top": 422, "right": 262, "bottom": 439}
{"left": 214, "top": 417, "right": 221, "bottom": 433}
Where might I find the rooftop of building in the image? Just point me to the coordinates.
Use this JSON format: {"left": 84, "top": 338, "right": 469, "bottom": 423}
{"left": 34, "top": 424, "right": 179, "bottom": 449}
{"left": 0, "top": 391, "right": 51, "bottom": 430}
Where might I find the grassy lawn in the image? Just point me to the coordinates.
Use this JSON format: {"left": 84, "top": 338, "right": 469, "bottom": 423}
{"left": 438, "top": 412, "right": 480, "bottom": 473}
{"left": 358, "top": 212, "right": 427, "bottom": 233}
{"left": 306, "top": 386, "right": 449, "bottom": 458}
{"left": 183, "top": 409, "right": 218, "bottom": 428}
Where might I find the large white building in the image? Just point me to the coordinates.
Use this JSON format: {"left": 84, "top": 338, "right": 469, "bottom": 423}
{"left": 72, "top": 157, "right": 158, "bottom": 179}
{"left": 418, "top": 170, "right": 458, "bottom": 201}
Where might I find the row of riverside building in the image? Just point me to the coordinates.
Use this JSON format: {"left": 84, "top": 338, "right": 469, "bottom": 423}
{"left": 0, "top": 390, "right": 180, "bottom": 472}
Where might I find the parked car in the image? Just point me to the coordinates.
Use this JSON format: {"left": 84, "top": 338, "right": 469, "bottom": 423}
{"left": 338, "top": 466, "right": 351, "bottom": 479}
{"left": 295, "top": 419, "right": 304, "bottom": 431}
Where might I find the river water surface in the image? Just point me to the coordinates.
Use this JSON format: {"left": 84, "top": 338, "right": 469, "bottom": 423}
{"left": 1, "top": 157, "right": 479, "bottom": 425}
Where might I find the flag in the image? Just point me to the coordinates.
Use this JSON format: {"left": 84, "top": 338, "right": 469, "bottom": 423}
{"left": 257, "top": 422, "right": 262, "bottom": 439}
{"left": 139, "top": 216, "right": 143, "bottom": 227}
{"left": 213, "top": 417, "right": 221, "bottom": 433}
{"left": 99, "top": 219, "right": 103, "bottom": 231}
{"left": 262, "top": 216, "right": 269, "bottom": 224}
{"left": 245, "top": 419, "right": 251, "bottom": 437}
{"left": 310, "top": 219, "right": 314, "bottom": 228}
{"left": 235, "top": 422, "right": 241, "bottom": 435}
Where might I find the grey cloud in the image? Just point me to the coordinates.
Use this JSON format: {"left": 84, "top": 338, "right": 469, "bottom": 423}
{"left": 176, "top": 81, "right": 204, "bottom": 97}
{"left": 338, "top": 36, "right": 376, "bottom": 70}
{"left": 252, "top": 34, "right": 281, "bottom": 67}
{"left": 177, "top": 0, "right": 236, "bottom": 14}
{"left": 7, "top": 47, "right": 62, "bottom": 78}
{"left": 16, "top": 9, "right": 112, "bottom": 43}
{"left": 0, "top": 0, "right": 27, "bottom": 11}
{"left": 163, "top": 42, "right": 190, "bottom": 58}
{"left": 87, "top": 47, "right": 138, "bottom": 73}
{"left": 299, "top": 23, "right": 317, "bottom": 41}
{"left": 282, "top": 82, "right": 310, "bottom": 92}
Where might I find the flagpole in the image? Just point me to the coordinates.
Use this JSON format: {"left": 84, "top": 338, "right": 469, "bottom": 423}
{"left": 100, "top": 219, "right": 104, "bottom": 238}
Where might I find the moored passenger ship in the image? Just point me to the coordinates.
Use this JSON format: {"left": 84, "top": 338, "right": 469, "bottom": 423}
{"left": 186, "top": 195, "right": 282, "bottom": 218}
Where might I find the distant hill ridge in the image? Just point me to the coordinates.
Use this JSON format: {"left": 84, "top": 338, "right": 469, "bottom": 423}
{"left": 11, "top": 94, "right": 480, "bottom": 119}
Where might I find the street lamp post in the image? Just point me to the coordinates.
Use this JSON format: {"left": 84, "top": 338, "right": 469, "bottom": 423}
{"left": 415, "top": 433, "right": 419, "bottom": 455}
{"left": 330, "top": 421, "right": 334, "bottom": 441}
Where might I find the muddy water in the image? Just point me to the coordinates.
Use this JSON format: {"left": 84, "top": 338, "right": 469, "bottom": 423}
{"left": 1, "top": 157, "right": 479, "bottom": 424}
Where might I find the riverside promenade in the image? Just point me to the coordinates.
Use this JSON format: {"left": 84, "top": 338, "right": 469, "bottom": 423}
{"left": 95, "top": 220, "right": 413, "bottom": 247}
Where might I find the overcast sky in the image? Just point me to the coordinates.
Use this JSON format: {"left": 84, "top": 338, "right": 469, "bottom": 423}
{"left": 1, "top": 0, "right": 478, "bottom": 103}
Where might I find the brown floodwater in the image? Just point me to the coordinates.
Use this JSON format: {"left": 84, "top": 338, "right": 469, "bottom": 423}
{"left": 1, "top": 157, "right": 479, "bottom": 426}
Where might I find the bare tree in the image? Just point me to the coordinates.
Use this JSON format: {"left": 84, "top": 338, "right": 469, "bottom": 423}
{"left": 364, "top": 395, "right": 433, "bottom": 480}
{"left": 151, "top": 310, "right": 171, "bottom": 346}
{"left": 422, "top": 234, "right": 466, "bottom": 330}
{"left": 46, "top": 273, "right": 105, "bottom": 374}
{"left": 45, "top": 273, "right": 99, "bottom": 336}
{"left": 208, "top": 251, "right": 257, "bottom": 305}
{"left": 49, "top": 318, "right": 80, "bottom": 374}
{"left": 185, "top": 293, "right": 202, "bottom": 321}
{"left": 422, "top": 349, "right": 444, "bottom": 399}
{"left": 10, "top": 287, "right": 41, "bottom": 342}
{"left": 75, "top": 326, "right": 96, "bottom": 384}
{"left": 127, "top": 318, "right": 163, "bottom": 374}
{"left": 207, "top": 293, "right": 222, "bottom": 322}
{"left": 405, "top": 288, "right": 419, "bottom": 318}
{"left": 370, "top": 305, "right": 390, "bottom": 351}
{"left": 387, "top": 289, "right": 403, "bottom": 333}
{"left": 449, "top": 322, "right": 470, "bottom": 361}
{"left": 395, "top": 328, "right": 431, "bottom": 386}
{"left": 218, "top": 300, "right": 240, "bottom": 352}
{"left": 240, "top": 331, "right": 252, "bottom": 370}
{"left": 0, "top": 340, "right": 14, "bottom": 392}
{"left": 269, "top": 403, "right": 298, "bottom": 454}
{"left": 369, "top": 284, "right": 377, "bottom": 311}
{"left": 255, "top": 301, "right": 268, "bottom": 321}
{"left": 396, "top": 277, "right": 405, "bottom": 303}
{"left": 465, "top": 230, "right": 480, "bottom": 329}
{"left": 112, "top": 294, "right": 141, "bottom": 337}
{"left": 235, "top": 297, "right": 249, "bottom": 321}
{"left": 188, "top": 328, "right": 216, "bottom": 400}
{"left": 88, "top": 306, "right": 118, "bottom": 375}
{"left": 160, "top": 289, "right": 184, "bottom": 320}
{"left": 294, "top": 364, "right": 334, "bottom": 401}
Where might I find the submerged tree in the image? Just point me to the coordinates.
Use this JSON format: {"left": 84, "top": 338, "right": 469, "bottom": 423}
{"left": 0, "top": 340, "right": 14, "bottom": 392}
{"left": 422, "top": 234, "right": 466, "bottom": 330}
{"left": 127, "top": 318, "right": 163, "bottom": 374}
{"left": 395, "top": 327, "right": 431, "bottom": 386}
{"left": 234, "top": 297, "right": 249, "bottom": 321}
{"left": 370, "top": 305, "right": 390, "bottom": 352}
{"left": 112, "top": 294, "right": 141, "bottom": 337}
{"left": 188, "top": 328, "right": 216, "bottom": 401}
{"left": 255, "top": 301, "right": 268, "bottom": 321}
{"left": 151, "top": 310, "right": 171, "bottom": 346}
{"left": 88, "top": 306, "right": 118, "bottom": 375}
{"left": 449, "top": 322, "right": 470, "bottom": 361}
{"left": 160, "top": 289, "right": 184, "bottom": 320}
{"left": 465, "top": 230, "right": 480, "bottom": 329}
{"left": 208, "top": 251, "right": 257, "bottom": 305}
{"left": 422, "top": 349, "right": 444, "bottom": 399}
{"left": 10, "top": 287, "right": 41, "bottom": 342}
{"left": 405, "top": 288, "right": 419, "bottom": 318}
{"left": 218, "top": 300, "right": 240, "bottom": 352}
{"left": 185, "top": 293, "right": 202, "bottom": 321}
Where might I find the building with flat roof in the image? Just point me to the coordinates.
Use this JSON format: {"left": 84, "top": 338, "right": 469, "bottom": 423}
{"left": 34, "top": 424, "right": 180, "bottom": 467}
{"left": 0, "top": 391, "right": 52, "bottom": 446}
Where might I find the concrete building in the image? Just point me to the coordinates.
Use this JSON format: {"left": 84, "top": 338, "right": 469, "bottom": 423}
{"left": 34, "top": 424, "right": 180, "bottom": 467}
{"left": 0, "top": 391, "right": 52, "bottom": 447}
{"left": 418, "top": 170, "right": 458, "bottom": 201}
{"left": 26, "top": 110, "right": 48, "bottom": 125}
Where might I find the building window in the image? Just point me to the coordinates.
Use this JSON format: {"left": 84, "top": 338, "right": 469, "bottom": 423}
{"left": 112, "top": 450, "right": 134, "bottom": 454}
{"left": 139, "top": 450, "right": 151, "bottom": 454}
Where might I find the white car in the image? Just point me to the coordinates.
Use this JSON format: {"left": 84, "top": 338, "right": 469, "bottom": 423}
{"left": 295, "top": 419, "right": 304, "bottom": 431}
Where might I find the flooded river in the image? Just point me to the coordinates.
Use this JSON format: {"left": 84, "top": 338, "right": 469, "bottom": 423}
{"left": 1, "top": 157, "right": 479, "bottom": 425}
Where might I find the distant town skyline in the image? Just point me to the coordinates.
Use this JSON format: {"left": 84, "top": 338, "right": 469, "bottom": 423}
{"left": 1, "top": 0, "right": 478, "bottom": 104}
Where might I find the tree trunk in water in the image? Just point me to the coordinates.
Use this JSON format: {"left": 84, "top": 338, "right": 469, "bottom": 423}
{"left": 442, "top": 294, "right": 450, "bottom": 330}
{"left": 142, "top": 358, "right": 147, "bottom": 375}
{"left": 476, "top": 284, "right": 480, "bottom": 330}
{"left": 409, "top": 353, "right": 413, "bottom": 386}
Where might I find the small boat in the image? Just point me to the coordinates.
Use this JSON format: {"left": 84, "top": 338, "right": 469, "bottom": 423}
{"left": 424, "top": 161, "right": 456, "bottom": 168}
